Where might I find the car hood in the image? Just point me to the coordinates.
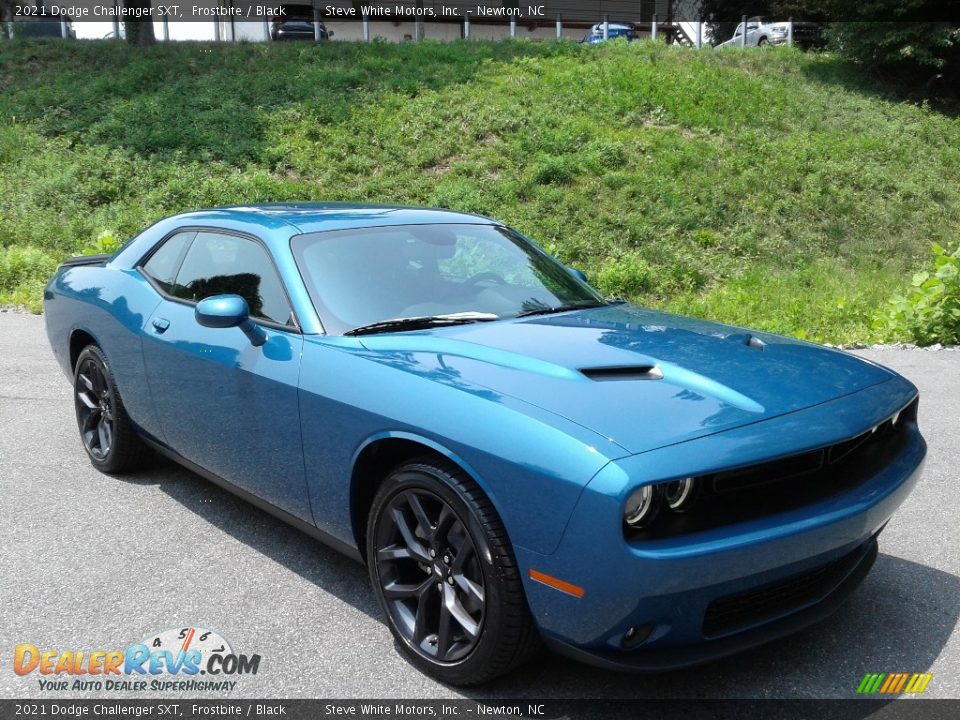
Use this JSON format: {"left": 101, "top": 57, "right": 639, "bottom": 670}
{"left": 357, "top": 304, "right": 894, "bottom": 455}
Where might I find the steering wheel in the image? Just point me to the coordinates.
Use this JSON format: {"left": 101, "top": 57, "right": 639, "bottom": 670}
{"left": 465, "top": 272, "right": 506, "bottom": 286}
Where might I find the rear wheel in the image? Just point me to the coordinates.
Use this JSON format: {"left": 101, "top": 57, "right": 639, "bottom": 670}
{"left": 367, "top": 459, "right": 539, "bottom": 684}
{"left": 73, "top": 345, "right": 149, "bottom": 473}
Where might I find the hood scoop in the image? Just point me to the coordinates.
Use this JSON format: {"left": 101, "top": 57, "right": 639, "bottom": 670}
{"left": 726, "top": 333, "right": 766, "bottom": 351}
{"left": 581, "top": 365, "right": 664, "bottom": 381}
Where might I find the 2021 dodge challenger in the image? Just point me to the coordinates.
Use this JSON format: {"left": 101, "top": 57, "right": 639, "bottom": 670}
{"left": 44, "top": 204, "right": 926, "bottom": 684}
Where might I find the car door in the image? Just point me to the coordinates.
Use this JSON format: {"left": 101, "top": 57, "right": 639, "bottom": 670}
{"left": 139, "top": 228, "right": 312, "bottom": 523}
{"left": 729, "top": 22, "right": 744, "bottom": 45}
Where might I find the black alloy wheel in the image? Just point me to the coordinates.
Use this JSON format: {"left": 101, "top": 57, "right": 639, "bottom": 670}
{"left": 73, "top": 345, "right": 149, "bottom": 473}
{"left": 75, "top": 354, "right": 114, "bottom": 461}
{"left": 375, "top": 487, "right": 486, "bottom": 663}
{"left": 367, "top": 460, "right": 539, "bottom": 684}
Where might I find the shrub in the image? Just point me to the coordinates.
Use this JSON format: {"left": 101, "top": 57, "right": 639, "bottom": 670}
{"left": 596, "top": 255, "right": 655, "bottom": 298}
{"left": 530, "top": 157, "right": 578, "bottom": 186}
{"left": 0, "top": 245, "right": 61, "bottom": 311}
{"left": 885, "top": 243, "right": 960, "bottom": 345}
{"left": 83, "top": 230, "right": 123, "bottom": 256}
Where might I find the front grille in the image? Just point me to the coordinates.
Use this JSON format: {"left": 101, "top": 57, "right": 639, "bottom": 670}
{"left": 629, "top": 398, "right": 917, "bottom": 540}
{"left": 703, "top": 541, "right": 872, "bottom": 638}
{"left": 710, "top": 406, "right": 911, "bottom": 496}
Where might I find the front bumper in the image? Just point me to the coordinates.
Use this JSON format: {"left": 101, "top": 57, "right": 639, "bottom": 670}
{"left": 515, "top": 378, "right": 925, "bottom": 670}
{"left": 542, "top": 534, "right": 880, "bottom": 671}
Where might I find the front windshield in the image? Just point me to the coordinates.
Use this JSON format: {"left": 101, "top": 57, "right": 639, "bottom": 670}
{"left": 291, "top": 223, "right": 605, "bottom": 335}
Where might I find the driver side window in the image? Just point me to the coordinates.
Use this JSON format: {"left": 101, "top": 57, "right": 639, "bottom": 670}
{"left": 170, "top": 232, "right": 293, "bottom": 326}
{"left": 143, "top": 230, "right": 294, "bottom": 326}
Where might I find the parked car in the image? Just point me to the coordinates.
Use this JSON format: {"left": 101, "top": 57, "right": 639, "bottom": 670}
{"left": 270, "top": 3, "right": 332, "bottom": 41}
{"left": 716, "top": 17, "right": 821, "bottom": 48}
{"left": 44, "top": 204, "right": 925, "bottom": 684}
{"left": 584, "top": 22, "right": 639, "bottom": 44}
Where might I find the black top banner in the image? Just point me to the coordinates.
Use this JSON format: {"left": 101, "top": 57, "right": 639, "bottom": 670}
{"left": 11, "top": 0, "right": 960, "bottom": 23}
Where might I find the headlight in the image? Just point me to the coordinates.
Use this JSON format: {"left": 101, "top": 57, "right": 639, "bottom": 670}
{"left": 625, "top": 477, "right": 700, "bottom": 531}
{"left": 624, "top": 485, "right": 661, "bottom": 528}
{"left": 664, "top": 477, "right": 698, "bottom": 512}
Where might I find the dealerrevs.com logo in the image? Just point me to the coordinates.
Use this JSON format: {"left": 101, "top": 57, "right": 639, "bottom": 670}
{"left": 13, "top": 626, "right": 261, "bottom": 692}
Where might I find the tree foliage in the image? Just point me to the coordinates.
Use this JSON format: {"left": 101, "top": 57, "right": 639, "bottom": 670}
{"left": 698, "top": 0, "right": 959, "bottom": 99}
{"left": 824, "top": 21, "right": 959, "bottom": 96}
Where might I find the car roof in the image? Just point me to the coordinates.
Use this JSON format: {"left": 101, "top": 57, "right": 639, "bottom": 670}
{"left": 168, "top": 202, "right": 499, "bottom": 237}
{"left": 590, "top": 22, "right": 635, "bottom": 30}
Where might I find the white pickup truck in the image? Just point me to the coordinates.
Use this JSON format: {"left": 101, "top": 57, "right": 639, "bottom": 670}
{"left": 717, "top": 17, "right": 821, "bottom": 48}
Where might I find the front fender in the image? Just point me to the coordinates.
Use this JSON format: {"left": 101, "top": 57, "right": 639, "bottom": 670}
{"left": 298, "top": 337, "right": 626, "bottom": 555}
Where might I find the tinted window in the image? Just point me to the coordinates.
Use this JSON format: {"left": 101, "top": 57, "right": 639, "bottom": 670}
{"left": 141, "top": 231, "right": 194, "bottom": 294}
{"left": 171, "top": 232, "right": 293, "bottom": 326}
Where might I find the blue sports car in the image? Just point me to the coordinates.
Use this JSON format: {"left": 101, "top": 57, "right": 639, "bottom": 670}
{"left": 44, "top": 204, "right": 926, "bottom": 684}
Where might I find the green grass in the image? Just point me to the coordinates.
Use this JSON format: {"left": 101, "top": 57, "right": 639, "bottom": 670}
{"left": 1, "top": 38, "right": 959, "bottom": 342}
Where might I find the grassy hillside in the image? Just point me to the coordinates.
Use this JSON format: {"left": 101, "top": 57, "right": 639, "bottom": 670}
{"left": 1, "top": 39, "right": 959, "bottom": 342}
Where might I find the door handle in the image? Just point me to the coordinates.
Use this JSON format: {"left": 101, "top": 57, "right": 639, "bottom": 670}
{"left": 152, "top": 317, "right": 170, "bottom": 334}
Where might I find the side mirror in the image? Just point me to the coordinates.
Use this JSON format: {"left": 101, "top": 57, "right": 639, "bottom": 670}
{"left": 567, "top": 266, "right": 589, "bottom": 283}
{"left": 195, "top": 294, "right": 266, "bottom": 347}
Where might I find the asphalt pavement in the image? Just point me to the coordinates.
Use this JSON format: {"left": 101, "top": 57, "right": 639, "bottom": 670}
{"left": 1, "top": 311, "right": 957, "bottom": 699}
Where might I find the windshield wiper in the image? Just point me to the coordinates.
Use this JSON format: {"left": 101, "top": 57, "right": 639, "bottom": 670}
{"left": 514, "top": 301, "right": 607, "bottom": 319}
{"left": 344, "top": 312, "right": 500, "bottom": 337}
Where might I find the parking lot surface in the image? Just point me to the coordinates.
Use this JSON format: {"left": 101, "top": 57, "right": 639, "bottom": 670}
{"left": 1, "top": 312, "right": 957, "bottom": 699}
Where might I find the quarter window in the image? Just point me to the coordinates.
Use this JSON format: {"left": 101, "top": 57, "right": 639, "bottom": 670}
{"left": 141, "top": 231, "right": 194, "bottom": 295}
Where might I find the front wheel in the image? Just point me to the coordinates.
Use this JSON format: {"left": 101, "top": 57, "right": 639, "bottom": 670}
{"left": 74, "top": 345, "right": 149, "bottom": 473}
{"left": 367, "top": 459, "right": 539, "bottom": 684}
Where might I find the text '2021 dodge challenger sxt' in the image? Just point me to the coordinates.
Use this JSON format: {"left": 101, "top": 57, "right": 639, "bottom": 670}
{"left": 44, "top": 204, "right": 925, "bottom": 684}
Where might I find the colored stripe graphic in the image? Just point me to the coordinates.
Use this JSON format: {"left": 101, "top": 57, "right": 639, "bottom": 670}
{"left": 857, "top": 672, "right": 932, "bottom": 694}
{"left": 857, "top": 674, "right": 876, "bottom": 694}
{"left": 857, "top": 673, "right": 886, "bottom": 694}
{"left": 893, "top": 674, "right": 909, "bottom": 693}
{"left": 913, "top": 674, "right": 933, "bottom": 694}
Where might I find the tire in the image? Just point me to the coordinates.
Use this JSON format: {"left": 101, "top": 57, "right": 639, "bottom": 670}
{"left": 366, "top": 459, "right": 540, "bottom": 685}
{"left": 73, "top": 345, "right": 150, "bottom": 474}
{"left": 758, "top": 36, "right": 768, "bottom": 46}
